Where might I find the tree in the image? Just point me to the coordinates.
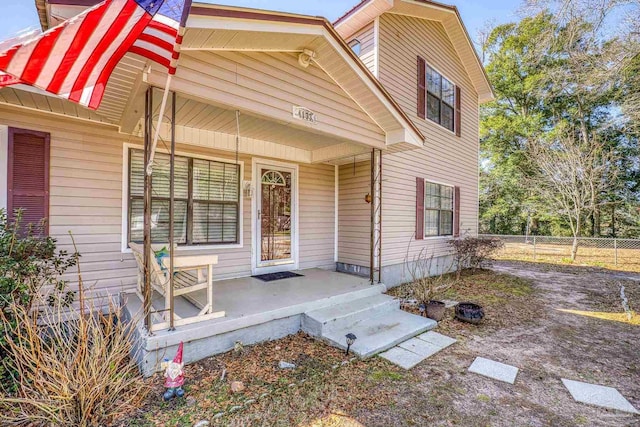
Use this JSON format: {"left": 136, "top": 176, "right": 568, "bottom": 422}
{"left": 528, "top": 131, "right": 618, "bottom": 259}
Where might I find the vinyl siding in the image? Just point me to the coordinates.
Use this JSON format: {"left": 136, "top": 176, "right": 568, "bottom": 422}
{"left": 338, "top": 160, "right": 371, "bottom": 266}
{"left": 377, "top": 13, "right": 480, "bottom": 266}
{"left": 349, "top": 22, "right": 377, "bottom": 76}
{"left": 150, "top": 50, "right": 386, "bottom": 149}
{"left": 0, "top": 105, "right": 337, "bottom": 306}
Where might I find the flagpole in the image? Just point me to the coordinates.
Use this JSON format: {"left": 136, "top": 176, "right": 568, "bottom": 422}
{"left": 146, "top": 73, "right": 172, "bottom": 176}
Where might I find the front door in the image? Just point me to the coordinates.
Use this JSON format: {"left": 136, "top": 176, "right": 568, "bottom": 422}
{"left": 254, "top": 161, "right": 297, "bottom": 274}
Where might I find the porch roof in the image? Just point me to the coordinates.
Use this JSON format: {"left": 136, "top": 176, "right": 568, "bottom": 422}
{"left": 4, "top": 1, "right": 426, "bottom": 163}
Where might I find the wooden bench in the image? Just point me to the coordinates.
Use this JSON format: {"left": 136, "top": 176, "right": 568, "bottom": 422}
{"left": 129, "top": 242, "right": 224, "bottom": 329}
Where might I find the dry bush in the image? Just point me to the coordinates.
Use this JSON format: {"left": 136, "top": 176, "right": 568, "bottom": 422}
{"left": 0, "top": 298, "right": 149, "bottom": 426}
{"left": 449, "top": 236, "right": 504, "bottom": 280}
{"left": 404, "top": 246, "right": 454, "bottom": 304}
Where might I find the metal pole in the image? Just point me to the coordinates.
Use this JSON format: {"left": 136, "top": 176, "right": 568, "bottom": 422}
{"left": 369, "top": 149, "right": 374, "bottom": 284}
{"left": 143, "top": 88, "right": 153, "bottom": 332}
{"left": 614, "top": 238, "right": 618, "bottom": 266}
{"left": 168, "top": 91, "right": 176, "bottom": 331}
{"left": 378, "top": 149, "right": 382, "bottom": 284}
{"left": 533, "top": 235, "right": 537, "bottom": 262}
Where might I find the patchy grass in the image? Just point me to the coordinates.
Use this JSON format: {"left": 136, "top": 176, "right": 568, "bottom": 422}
{"left": 495, "top": 243, "right": 640, "bottom": 272}
{"left": 119, "top": 266, "right": 640, "bottom": 427}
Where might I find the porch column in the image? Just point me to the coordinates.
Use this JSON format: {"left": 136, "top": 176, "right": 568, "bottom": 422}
{"left": 370, "top": 149, "right": 382, "bottom": 284}
{"left": 143, "top": 88, "right": 153, "bottom": 332}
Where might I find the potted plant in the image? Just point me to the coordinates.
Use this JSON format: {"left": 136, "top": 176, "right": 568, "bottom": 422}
{"left": 406, "top": 247, "right": 452, "bottom": 322}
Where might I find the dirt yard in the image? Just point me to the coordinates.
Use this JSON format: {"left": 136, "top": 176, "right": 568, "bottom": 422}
{"left": 122, "top": 262, "right": 640, "bottom": 427}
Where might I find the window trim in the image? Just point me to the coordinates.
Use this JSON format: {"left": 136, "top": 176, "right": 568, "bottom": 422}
{"left": 423, "top": 179, "right": 455, "bottom": 238}
{"left": 121, "top": 143, "right": 244, "bottom": 253}
{"left": 423, "top": 63, "right": 457, "bottom": 134}
{"left": 348, "top": 38, "right": 361, "bottom": 56}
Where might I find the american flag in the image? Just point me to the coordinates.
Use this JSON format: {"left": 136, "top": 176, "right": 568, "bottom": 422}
{"left": 0, "top": 0, "right": 191, "bottom": 110}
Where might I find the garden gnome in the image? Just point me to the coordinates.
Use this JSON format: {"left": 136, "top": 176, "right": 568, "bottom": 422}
{"left": 163, "top": 341, "right": 186, "bottom": 401}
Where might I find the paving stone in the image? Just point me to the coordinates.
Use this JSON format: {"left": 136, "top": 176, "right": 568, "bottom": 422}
{"left": 398, "top": 337, "right": 443, "bottom": 358}
{"left": 379, "top": 346, "right": 426, "bottom": 370}
{"left": 417, "top": 331, "right": 457, "bottom": 349}
{"left": 468, "top": 357, "right": 519, "bottom": 384}
{"left": 562, "top": 379, "right": 639, "bottom": 414}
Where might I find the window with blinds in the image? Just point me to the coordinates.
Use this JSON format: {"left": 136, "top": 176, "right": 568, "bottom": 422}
{"left": 424, "top": 181, "right": 454, "bottom": 237}
{"left": 128, "top": 149, "right": 240, "bottom": 245}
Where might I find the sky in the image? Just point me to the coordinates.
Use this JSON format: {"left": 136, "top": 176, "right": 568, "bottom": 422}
{"left": 0, "top": 0, "right": 524, "bottom": 45}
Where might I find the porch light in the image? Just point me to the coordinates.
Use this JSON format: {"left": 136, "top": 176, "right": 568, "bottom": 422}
{"left": 345, "top": 333, "right": 357, "bottom": 356}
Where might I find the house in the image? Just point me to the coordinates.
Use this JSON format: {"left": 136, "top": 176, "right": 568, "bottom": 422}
{"left": 0, "top": 0, "right": 493, "bottom": 375}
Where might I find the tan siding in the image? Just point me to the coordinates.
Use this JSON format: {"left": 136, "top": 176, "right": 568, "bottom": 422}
{"left": 378, "top": 13, "right": 480, "bottom": 266}
{"left": 0, "top": 105, "right": 338, "bottom": 306}
{"left": 338, "top": 160, "right": 371, "bottom": 266}
{"left": 158, "top": 50, "right": 386, "bottom": 148}
{"left": 349, "top": 22, "right": 377, "bottom": 76}
{"left": 298, "top": 163, "right": 336, "bottom": 270}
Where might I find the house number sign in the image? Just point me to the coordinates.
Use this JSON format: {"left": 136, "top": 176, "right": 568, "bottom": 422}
{"left": 292, "top": 106, "right": 318, "bottom": 124}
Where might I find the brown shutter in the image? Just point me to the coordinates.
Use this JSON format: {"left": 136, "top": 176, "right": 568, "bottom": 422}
{"left": 416, "top": 177, "right": 424, "bottom": 240}
{"left": 453, "top": 186, "right": 461, "bottom": 237}
{"left": 7, "top": 127, "right": 50, "bottom": 235}
{"left": 455, "top": 86, "right": 462, "bottom": 137}
{"left": 417, "top": 56, "right": 426, "bottom": 119}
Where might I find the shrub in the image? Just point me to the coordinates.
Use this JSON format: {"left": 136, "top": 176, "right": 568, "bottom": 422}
{"left": 0, "top": 209, "right": 76, "bottom": 391}
{"left": 449, "top": 236, "right": 504, "bottom": 280}
{"left": 0, "top": 299, "right": 149, "bottom": 426}
{"left": 404, "top": 246, "right": 453, "bottom": 304}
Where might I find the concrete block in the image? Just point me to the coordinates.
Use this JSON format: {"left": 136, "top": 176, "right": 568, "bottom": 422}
{"left": 398, "top": 337, "right": 442, "bottom": 358}
{"left": 379, "top": 346, "right": 426, "bottom": 370}
{"left": 417, "top": 331, "right": 457, "bottom": 349}
{"left": 562, "top": 379, "right": 639, "bottom": 414}
{"left": 468, "top": 357, "right": 519, "bottom": 384}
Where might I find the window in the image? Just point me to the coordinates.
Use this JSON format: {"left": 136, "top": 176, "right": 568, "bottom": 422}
{"left": 425, "top": 66, "right": 455, "bottom": 132}
{"left": 349, "top": 39, "right": 361, "bottom": 56}
{"left": 424, "top": 181, "right": 454, "bottom": 236}
{"left": 128, "top": 149, "right": 240, "bottom": 245}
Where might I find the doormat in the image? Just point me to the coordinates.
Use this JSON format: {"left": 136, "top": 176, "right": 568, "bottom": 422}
{"left": 252, "top": 271, "right": 303, "bottom": 282}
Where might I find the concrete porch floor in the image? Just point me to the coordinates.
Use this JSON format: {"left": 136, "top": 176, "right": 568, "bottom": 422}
{"left": 123, "top": 268, "right": 385, "bottom": 375}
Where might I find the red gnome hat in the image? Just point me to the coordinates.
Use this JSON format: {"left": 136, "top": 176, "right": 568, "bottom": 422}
{"left": 164, "top": 341, "right": 185, "bottom": 388}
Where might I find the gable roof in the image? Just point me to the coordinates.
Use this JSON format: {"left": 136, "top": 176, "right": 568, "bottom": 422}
{"left": 24, "top": 1, "right": 425, "bottom": 147}
{"left": 334, "top": 0, "right": 494, "bottom": 103}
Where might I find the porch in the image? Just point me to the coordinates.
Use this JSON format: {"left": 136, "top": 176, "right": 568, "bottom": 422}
{"left": 122, "top": 268, "right": 385, "bottom": 376}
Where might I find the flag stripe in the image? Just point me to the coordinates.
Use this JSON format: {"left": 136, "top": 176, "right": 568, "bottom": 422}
{"left": 0, "top": 0, "right": 190, "bottom": 110}
{"left": 88, "top": 11, "right": 154, "bottom": 108}
{"left": 46, "top": 2, "right": 115, "bottom": 94}
{"left": 72, "top": 6, "right": 148, "bottom": 105}
{"left": 19, "top": 27, "right": 64, "bottom": 83}
{"left": 67, "top": 0, "right": 136, "bottom": 102}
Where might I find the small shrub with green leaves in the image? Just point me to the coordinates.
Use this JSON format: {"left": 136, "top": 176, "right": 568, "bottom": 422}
{"left": 0, "top": 209, "right": 77, "bottom": 392}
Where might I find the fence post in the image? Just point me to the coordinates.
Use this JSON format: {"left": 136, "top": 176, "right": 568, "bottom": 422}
{"left": 533, "top": 236, "right": 537, "bottom": 262}
{"left": 614, "top": 238, "right": 618, "bottom": 266}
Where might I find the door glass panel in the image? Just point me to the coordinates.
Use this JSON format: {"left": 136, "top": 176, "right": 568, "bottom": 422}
{"left": 260, "top": 168, "right": 292, "bottom": 262}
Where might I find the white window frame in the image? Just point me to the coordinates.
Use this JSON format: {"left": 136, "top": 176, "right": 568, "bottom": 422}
{"left": 423, "top": 179, "right": 455, "bottom": 238}
{"left": 121, "top": 143, "right": 244, "bottom": 253}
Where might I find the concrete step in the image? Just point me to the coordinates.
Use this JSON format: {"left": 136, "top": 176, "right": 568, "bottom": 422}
{"left": 302, "top": 294, "right": 399, "bottom": 337}
{"left": 320, "top": 310, "right": 437, "bottom": 358}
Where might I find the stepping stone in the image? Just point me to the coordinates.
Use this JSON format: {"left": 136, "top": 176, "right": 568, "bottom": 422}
{"left": 398, "top": 337, "right": 442, "bottom": 358}
{"left": 417, "top": 331, "right": 457, "bottom": 349}
{"left": 468, "top": 357, "right": 519, "bottom": 384}
{"left": 379, "top": 346, "right": 426, "bottom": 369}
{"left": 562, "top": 379, "right": 639, "bottom": 414}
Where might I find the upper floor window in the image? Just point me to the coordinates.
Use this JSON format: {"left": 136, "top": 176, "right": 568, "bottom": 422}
{"left": 349, "top": 39, "right": 361, "bottom": 56}
{"left": 417, "top": 57, "right": 461, "bottom": 136}
{"left": 426, "top": 66, "right": 455, "bottom": 132}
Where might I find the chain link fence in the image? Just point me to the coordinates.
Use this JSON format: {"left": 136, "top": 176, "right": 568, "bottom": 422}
{"left": 481, "top": 234, "right": 640, "bottom": 272}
